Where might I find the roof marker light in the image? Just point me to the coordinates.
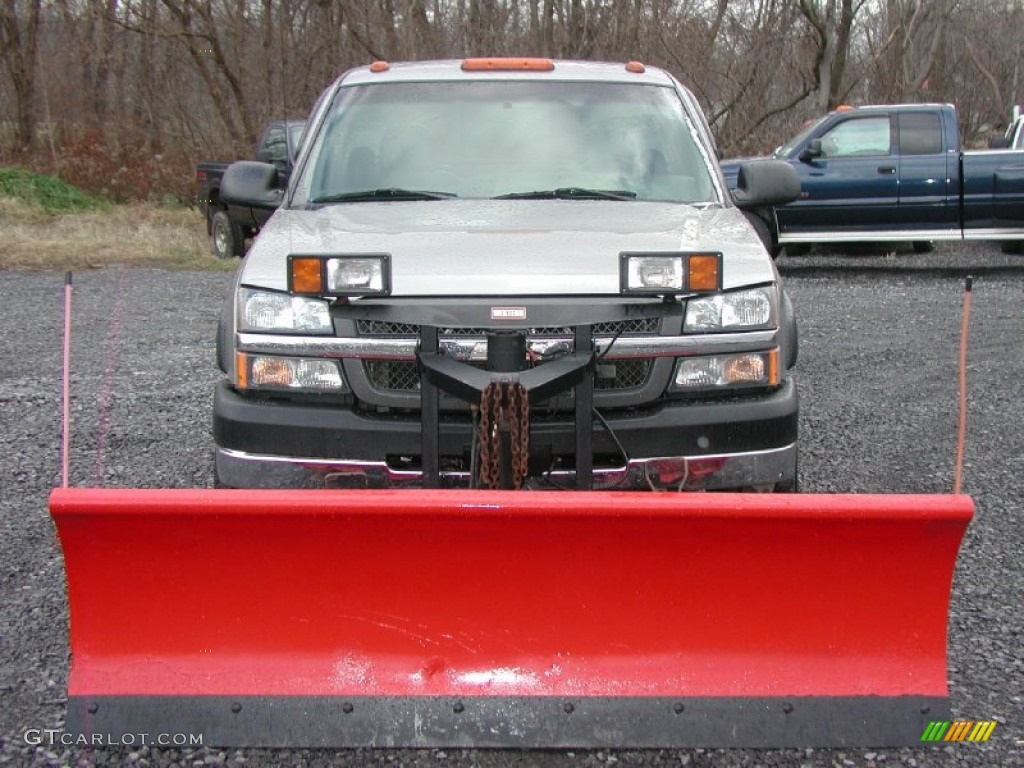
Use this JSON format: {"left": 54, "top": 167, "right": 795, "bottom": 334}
{"left": 369, "top": 61, "right": 390, "bottom": 73}
{"left": 461, "top": 58, "right": 555, "bottom": 72}
{"left": 625, "top": 61, "right": 646, "bottom": 73}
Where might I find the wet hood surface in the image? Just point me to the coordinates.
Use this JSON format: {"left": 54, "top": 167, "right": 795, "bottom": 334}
{"left": 241, "top": 199, "right": 775, "bottom": 295}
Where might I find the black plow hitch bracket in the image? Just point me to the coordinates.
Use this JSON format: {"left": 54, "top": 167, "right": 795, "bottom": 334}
{"left": 417, "top": 325, "right": 595, "bottom": 490}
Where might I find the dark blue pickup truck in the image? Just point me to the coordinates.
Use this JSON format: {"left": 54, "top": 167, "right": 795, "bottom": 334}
{"left": 721, "top": 104, "right": 1024, "bottom": 254}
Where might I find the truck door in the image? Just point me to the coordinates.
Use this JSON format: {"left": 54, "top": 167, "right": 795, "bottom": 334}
{"left": 778, "top": 113, "right": 898, "bottom": 237}
{"left": 896, "top": 111, "right": 958, "bottom": 235}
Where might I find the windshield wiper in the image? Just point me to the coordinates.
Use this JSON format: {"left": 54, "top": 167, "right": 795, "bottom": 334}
{"left": 493, "top": 187, "right": 637, "bottom": 201}
{"left": 310, "top": 188, "right": 457, "bottom": 204}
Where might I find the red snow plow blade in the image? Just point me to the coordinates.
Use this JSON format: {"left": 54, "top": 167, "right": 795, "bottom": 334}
{"left": 50, "top": 488, "right": 971, "bottom": 748}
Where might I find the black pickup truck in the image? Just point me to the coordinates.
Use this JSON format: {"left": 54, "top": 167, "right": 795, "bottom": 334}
{"left": 196, "top": 120, "right": 305, "bottom": 258}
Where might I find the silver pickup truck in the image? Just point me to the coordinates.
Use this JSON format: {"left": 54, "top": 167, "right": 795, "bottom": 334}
{"left": 213, "top": 58, "right": 801, "bottom": 491}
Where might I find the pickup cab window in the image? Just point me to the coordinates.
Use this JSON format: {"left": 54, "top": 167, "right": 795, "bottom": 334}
{"left": 262, "top": 126, "right": 289, "bottom": 167}
{"left": 818, "top": 116, "right": 891, "bottom": 158}
{"left": 294, "top": 81, "right": 718, "bottom": 205}
{"left": 897, "top": 112, "right": 943, "bottom": 155}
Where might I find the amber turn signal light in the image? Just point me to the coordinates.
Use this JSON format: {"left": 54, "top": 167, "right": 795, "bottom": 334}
{"left": 687, "top": 254, "right": 721, "bottom": 292}
{"left": 289, "top": 257, "right": 323, "bottom": 294}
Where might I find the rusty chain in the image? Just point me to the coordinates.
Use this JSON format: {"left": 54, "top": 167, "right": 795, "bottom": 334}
{"left": 478, "top": 382, "right": 501, "bottom": 489}
{"left": 476, "top": 381, "right": 530, "bottom": 489}
{"left": 508, "top": 382, "right": 530, "bottom": 486}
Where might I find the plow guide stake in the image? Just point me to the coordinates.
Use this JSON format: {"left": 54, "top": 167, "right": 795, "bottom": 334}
{"left": 50, "top": 488, "right": 972, "bottom": 748}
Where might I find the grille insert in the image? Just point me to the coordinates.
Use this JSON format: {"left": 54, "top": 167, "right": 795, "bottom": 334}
{"left": 356, "top": 318, "right": 660, "bottom": 337}
{"left": 364, "top": 359, "right": 652, "bottom": 392}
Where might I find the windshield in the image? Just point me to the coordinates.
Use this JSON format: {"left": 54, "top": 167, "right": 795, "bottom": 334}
{"left": 294, "top": 81, "right": 718, "bottom": 204}
{"left": 775, "top": 114, "right": 831, "bottom": 158}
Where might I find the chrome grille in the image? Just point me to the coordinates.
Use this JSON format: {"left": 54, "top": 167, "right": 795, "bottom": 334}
{"left": 358, "top": 318, "right": 658, "bottom": 394}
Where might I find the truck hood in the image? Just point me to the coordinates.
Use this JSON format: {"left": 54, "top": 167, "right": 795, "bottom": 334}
{"left": 241, "top": 200, "right": 775, "bottom": 295}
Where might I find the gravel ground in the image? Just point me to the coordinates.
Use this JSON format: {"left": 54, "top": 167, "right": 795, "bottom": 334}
{"left": 1, "top": 240, "right": 1021, "bottom": 767}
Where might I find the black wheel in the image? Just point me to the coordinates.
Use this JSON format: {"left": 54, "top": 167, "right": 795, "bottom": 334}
{"left": 215, "top": 293, "right": 232, "bottom": 373}
{"left": 1001, "top": 240, "right": 1023, "bottom": 255}
{"left": 211, "top": 210, "right": 244, "bottom": 259}
{"left": 783, "top": 243, "right": 811, "bottom": 257}
{"left": 912, "top": 241, "right": 934, "bottom": 254}
{"left": 743, "top": 212, "right": 780, "bottom": 257}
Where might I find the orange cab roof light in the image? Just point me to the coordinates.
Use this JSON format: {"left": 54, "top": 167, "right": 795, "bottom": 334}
{"left": 369, "top": 61, "right": 390, "bottom": 73}
{"left": 461, "top": 57, "right": 555, "bottom": 72}
{"left": 835, "top": 104, "right": 855, "bottom": 111}
{"left": 625, "top": 61, "right": 646, "bottom": 73}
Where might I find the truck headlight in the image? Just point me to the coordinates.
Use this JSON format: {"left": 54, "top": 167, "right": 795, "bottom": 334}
{"left": 670, "top": 350, "right": 778, "bottom": 391}
{"left": 236, "top": 353, "right": 346, "bottom": 392}
{"left": 684, "top": 287, "right": 775, "bottom": 332}
{"left": 625, "top": 256, "right": 683, "bottom": 291}
{"left": 326, "top": 255, "right": 390, "bottom": 295}
{"left": 239, "top": 288, "right": 332, "bottom": 333}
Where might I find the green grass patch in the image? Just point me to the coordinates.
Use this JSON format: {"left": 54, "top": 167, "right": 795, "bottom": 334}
{"left": 0, "top": 167, "right": 105, "bottom": 214}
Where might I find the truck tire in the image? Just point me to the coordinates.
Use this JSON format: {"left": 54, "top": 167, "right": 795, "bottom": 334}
{"left": 211, "top": 210, "right": 244, "bottom": 259}
{"left": 912, "top": 241, "right": 934, "bottom": 254}
{"left": 1001, "top": 240, "right": 1023, "bottom": 255}
{"left": 779, "top": 290, "right": 798, "bottom": 369}
{"left": 744, "top": 212, "right": 782, "bottom": 258}
{"left": 215, "top": 290, "right": 232, "bottom": 374}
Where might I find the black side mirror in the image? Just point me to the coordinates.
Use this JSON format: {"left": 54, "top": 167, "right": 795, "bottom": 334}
{"left": 220, "top": 161, "right": 285, "bottom": 209}
{"left": 799, "top": 139, "right": 823, "bottom": 162}
{"left": 731, "top": 160, "right": 801, "bottom": 209}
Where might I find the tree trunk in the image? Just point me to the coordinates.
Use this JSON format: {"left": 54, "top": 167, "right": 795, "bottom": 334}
{"left": 0, "top": 0, "right": 42, "bottom": 150}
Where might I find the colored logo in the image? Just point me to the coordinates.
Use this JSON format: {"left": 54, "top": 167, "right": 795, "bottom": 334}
{"left": 921, "top": 720, "right": 997, "bottom": 742}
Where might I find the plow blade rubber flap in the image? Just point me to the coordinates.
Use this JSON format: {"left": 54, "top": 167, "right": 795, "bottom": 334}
{"left": 49, "top": 488, "right": 972, "bottom": 749}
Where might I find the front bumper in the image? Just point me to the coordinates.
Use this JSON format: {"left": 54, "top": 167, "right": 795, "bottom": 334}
{"left": 213, "top": 378, "right": 798, "bottom": 490}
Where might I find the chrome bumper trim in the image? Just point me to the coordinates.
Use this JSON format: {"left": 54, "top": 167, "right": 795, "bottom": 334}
{"left": 215, "top": 443, "right": 797, "bottom": 492}
{"left": 236, "top": 330, "right": 778, "bottom": 362}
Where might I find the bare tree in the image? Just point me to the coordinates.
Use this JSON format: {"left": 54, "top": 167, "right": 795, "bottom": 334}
{"left": 797, "top": 0, "right": 863, "bottom": 111}
{"left": 0, "top": 0, "right": 42, "bottom": 150}
{"left": 4, "top": 0, "right": 1024, "bottom": 194}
